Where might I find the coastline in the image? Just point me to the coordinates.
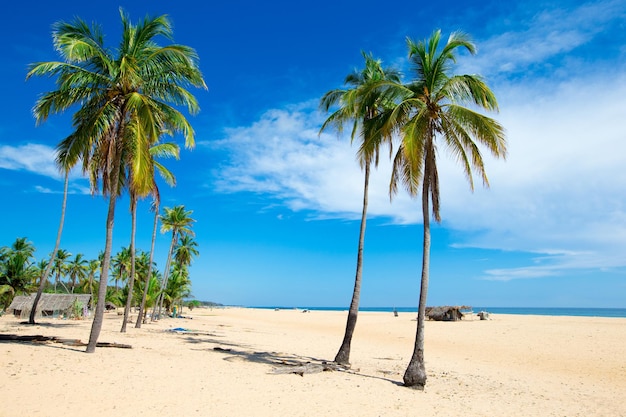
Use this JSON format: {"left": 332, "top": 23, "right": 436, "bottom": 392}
{"left": 1, "top": 307, "right": 625, "bottom": 416}
{"left": 251, "top": 305, "right": 626, "bottom": 318}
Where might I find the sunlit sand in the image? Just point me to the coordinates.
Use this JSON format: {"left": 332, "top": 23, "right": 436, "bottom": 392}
{"left": 1, "top": 307, "right": 624, "bottom": 416}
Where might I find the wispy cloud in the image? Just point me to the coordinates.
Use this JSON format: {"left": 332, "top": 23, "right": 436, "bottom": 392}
{"left": 459, "top": 0, "right": 626, "bottom": 79}
{"left": 0, "top": 143, "right": 90, "bottom": 194}
{"left": 0, "top": 143, "right": 60, "bottom": 178}
{"left": 206, "top": 103, "right": 418, "bottom": 223}
{"left": 206, "top": 0, "right": 626, "bottom": 281}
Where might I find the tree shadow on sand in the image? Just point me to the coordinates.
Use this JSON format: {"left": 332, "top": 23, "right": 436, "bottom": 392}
{"left": 175, "top": 332, "right": 402, "bottom": 385}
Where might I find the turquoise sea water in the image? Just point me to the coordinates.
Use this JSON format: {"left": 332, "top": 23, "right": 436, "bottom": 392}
{"left": 251, "top": 306, "right": 626, "bottom": 318}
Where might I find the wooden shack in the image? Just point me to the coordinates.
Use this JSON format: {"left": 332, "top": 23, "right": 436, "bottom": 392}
{"left": 8, "top": 294, "right": 91, "bottom": 319}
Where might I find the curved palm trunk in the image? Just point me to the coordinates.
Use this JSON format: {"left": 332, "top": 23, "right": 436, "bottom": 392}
{"left": 152, "top": 231, "right": 176, "bottom": 320}
{"left": 136, "top": 204, "right": 158, "bottom": 328}
{"left": 121, "top": 195, "right": 137, "bottom": 332}
{"left": 403, "top": 172, "right": 431, "bottom": 389}
{"left": 86, "top": 142, "right": 122, "bottom": 353}
{"left": 28, "top": 172, "right": 69, "bottom": 324}
{"left": 334, "top": 163, "right": 370, "bottom": 365}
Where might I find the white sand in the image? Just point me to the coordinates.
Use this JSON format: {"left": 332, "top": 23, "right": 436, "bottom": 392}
{"left": 1, "top": 307, "right": 625, "bottom": 416}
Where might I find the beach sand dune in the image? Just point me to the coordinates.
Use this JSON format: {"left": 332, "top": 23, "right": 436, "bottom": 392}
{"left": 1, "top": 308, "right": 624, "bottom": 416}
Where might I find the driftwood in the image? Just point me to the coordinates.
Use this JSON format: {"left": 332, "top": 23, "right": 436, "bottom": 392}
{"left": 269, "top": 361, "right": 347, "bottom": 376}
{"left": 0, "top": 334, "right": 132, "bottom": 349}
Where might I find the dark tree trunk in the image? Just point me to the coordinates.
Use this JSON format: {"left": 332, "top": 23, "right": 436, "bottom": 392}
{"left": 403, "top": 164, "right": 432, "bottom": 389}
{"left": 29, "top": 172, "right": 69, "bottom": 324}
{"left": 86, "top": 135, "right": 123, "bottom": 353}
{"left": 121, "top": 195, "right": 137, "bottom": 332}
{"left": 334, "top": 163, "right": 370, "bottom": 365}
{"left": 136, "top": 203, "right": 158, "bottom": 328}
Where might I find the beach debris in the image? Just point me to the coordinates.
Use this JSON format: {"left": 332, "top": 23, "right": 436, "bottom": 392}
{"left": 213, "top": 346, "right": 232, "bottom": 352}
{"left": 269, "top": 361, "right": 347, "bottom": 376}
{"left": 0, "top": 334, "right": 132, "bottom": 348}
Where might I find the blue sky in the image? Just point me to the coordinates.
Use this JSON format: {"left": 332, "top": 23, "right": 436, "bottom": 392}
{"left": 1, "top": 0, "right": 625, "bottom": 308}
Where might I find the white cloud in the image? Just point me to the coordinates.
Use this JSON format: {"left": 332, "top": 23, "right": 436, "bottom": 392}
{"left": 0, "top": 143, "right": 90, "bottom": 194}
{"left": 0, "top": 143, "right": 60, "bottom": 178}
{"left": 458, "top": 0, "right": 626, "bottom": 79}
{"left": 207, "top": 0, "right": 626, "bottom": 281}
{"left": 208, "top": 103, "right": 419, "bottom": 223}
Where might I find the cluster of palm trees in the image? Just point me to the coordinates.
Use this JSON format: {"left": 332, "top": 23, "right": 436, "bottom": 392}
{"left": 19, "top": 7, "right": 504, "bottom": 390}
{"left": 320, "top": 30, "right": 507, "bottom": 388}
{"left": 25, "top": 9, "right": 206, "bottom": 351}
{"left": 0, "top": 207, "right": 198, "bottom": 325}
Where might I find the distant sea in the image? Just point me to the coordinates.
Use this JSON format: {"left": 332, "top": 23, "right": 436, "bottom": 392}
{"left": 251, "top": 306, "right": 626, "bottom": 318}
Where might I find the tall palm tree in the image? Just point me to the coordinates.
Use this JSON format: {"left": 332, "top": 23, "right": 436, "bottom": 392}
{"left": 29, "top": 169, "right": 70, "bottom": 324}
{"left": 136, "top": 200, "right": 160, "bottom": 328}
{"left": 28, "top": 9, "right": 205, "bottom": 352}
{"left": 319, "top": 52, "right": 400, "bottom": 365}
{"left": 122, "top": 141, "right": 179, "bottom": 332}
{"left": 66, "top": 253, "right": 88, "bottom": 293}
{"left": 152, "top": 205, "right": 195, "bottom": 319}
{"left": 369, "top": 30, "right": 507, "bottom": 388}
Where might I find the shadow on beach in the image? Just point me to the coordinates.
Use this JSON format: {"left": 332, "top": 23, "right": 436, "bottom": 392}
{"left": 176, "top": 331, "right": 402, "bottom": 386}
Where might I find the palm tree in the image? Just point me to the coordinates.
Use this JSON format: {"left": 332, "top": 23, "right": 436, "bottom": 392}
{"left": 0, "top": 238, "right": 38, "bottom": 308}
{"left": 52, "top": 249, "right": 71, "bottom": 293}
{"left": 111, "top": 247, "right": 131, "bottom": 293}
{"left": 319, "top": 52, "right": 400, "bottom": 365}
{"left": 123, "top": 141, "right": 179, "bottom": 332}
{"left": 164, "top": 263, "right": 192, "bottom": 316}
{"left": 66, "top": 253, "right": 88, "bottom": 293}
{"left": 173, "top": 234, "right": 199, "bottom": 269}
{"left": 84, "top": 259, "right": 100, "bottom": 300}
{"left": 369, "top": 30, "right": 507, "bottom": 388}
{"left": 152, "top": 205, "right": 195, "bottom": 319}
{"left": 28, "top": 9, "right": 205, "bottom": 352}
{"left": 29, "top": 152, "right": 73, "bottom": 323}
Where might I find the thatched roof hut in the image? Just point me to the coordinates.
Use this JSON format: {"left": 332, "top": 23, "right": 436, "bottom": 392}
{"left": 8, "top": 294, "right": 91, "bottom": 319}
{"left": 425, "top": 305, "right": 472, "bottom": 321}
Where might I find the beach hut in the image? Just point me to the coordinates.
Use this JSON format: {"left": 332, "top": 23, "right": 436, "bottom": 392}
{"left": 425, "top": 305, "right": 471, "bottom": 321}
{"left": 8, "top": 293, "right": 91, "bottom": 319}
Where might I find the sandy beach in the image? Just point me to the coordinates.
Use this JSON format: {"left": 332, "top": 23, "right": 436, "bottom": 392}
{"left": 1, "top": 307, "right": 625, "bottom": 416}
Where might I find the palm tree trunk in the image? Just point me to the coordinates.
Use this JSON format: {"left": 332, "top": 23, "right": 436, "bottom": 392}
{"left": 334, "top": 163, "right": 370, "bottom": 365}
{"left": 136, "top": 203, "right": 158, "bottom": 328}
{"left": 121, "top": 194, "right": 137, "bottom": 332}
{"left": 403, "top": 173, "right": 431, "bottom": 389}
{"left": 152, "top": 231, "right": 176, "bottom": 320}
{"left": 86, "top": 136, "right": 123, "bottom": 353}
{"left": 28, "top": 172, "right": 69, "bottom": 324}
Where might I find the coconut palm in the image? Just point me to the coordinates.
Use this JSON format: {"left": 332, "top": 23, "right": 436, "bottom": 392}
{"left": 152, "top": 205, "right": 195, "bottom": 320}
{"left": 319, "top": 52, "right": 400, "bottom": 365}
{"left": 0, "top": 238, "right": 38, "bottom": 305}
{"left": 52, "top": 249, "right": 71, "bottom": 293}
{"left": 66, "top": 253, "right": 88, "bottom": 293}
{"left": 29, "top": 155, "right": 72, "bottom": 323}
{"left": 111, "top": 247, "right": 131, "bottom": 293}
{"left": 164, "top": 262, "right": 192, "bottom": 315}
{"left": 173, "top": 234, "right": 199, "bottom": 269}
{"left": 368, "top": 30, "right": 507, "bottom": 388}
{"left": 28, "top": 9, "right": 205, "bottom": 352}
{"left": 122, "top": 141, "right": 179, "bottom": 332}
{"left": 85, "top": 259, "right": 100, "bottom": 300}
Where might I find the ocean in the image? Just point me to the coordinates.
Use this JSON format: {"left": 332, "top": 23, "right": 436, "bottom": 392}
{"left": 251, "top": 306, "right": 626, "bottom": 318}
